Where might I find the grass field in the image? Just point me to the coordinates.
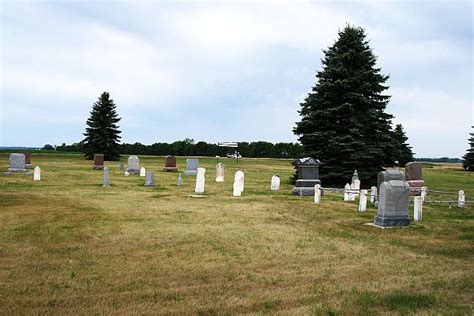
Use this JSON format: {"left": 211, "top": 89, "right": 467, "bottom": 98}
{"left": 0, "top": 153, "right": 473, "bottom": 314}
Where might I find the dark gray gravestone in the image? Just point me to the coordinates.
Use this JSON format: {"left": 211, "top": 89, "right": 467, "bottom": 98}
{"left": 144, "top": 171, "right": 155, "bottom": 186}
{"left": 377, "top": 169, "right": 405, "bottom": 191}
{"left": 184, "top": 159, "right": 199, "bottom": 176}
{"left": 292, "top": 157, "right": 322, "bottom": 196}
{"left": 8, "top": 153, "right": 26, "bottom": 172}
{"left": 374, "top": 180, "right": 411, "bottom": 227}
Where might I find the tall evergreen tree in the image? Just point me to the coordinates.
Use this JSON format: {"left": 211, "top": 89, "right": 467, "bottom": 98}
{"left": 83, "top": 92, "right": 122, "bottom": 161}
{"left": 294, "top": 25, "right": 394, "bottom": 186}
{"left": 462, "top": 126, "right": 474, "bottom": 171}
{"left": 390, "top": 124, "right": 414, "bottom": 166}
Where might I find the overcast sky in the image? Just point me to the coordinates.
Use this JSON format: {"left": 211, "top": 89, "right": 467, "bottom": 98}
{"left": 0, "top": 0, "right": 472, "bottom": 157}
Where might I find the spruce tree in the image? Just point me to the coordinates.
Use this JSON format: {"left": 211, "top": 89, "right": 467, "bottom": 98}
{"left": 463, "top": 126, "right": 474, "bottom": 171}
{"left": 390, "top": 124, "right": 414, "bottom": 166}
{"left": 83, "top": 92, "right": 122, "bottom": 161}
{"left": 294, "top": 25, "right": 394, "bottom": 186}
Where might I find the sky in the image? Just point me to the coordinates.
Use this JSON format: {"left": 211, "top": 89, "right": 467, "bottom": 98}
{"left": 0, "top": 0, "right": 472, "bottom": 157}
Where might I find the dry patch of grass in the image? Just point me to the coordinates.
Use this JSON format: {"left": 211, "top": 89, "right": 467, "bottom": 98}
{"left": 0, "top": 153, "right": 473, "bottom": 314}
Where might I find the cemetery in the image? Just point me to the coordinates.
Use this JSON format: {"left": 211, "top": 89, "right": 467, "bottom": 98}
{"left": 0, "top": 152, "right": 472, "bottom": 314}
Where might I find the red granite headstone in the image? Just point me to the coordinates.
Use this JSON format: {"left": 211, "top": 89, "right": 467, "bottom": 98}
{"left": 24, "top": 152, "right": 33, "bottom": 169}
{"left": 163, "top": 155, "right": 178, "bottom": 172}
{"left": 93, "top": 154, "right": 105, "bottom": 170}
{"left": 405, "top": 162, "right": 425, "bottom": 195}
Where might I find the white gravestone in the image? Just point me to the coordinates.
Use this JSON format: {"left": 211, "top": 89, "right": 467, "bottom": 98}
{"left": 216, "top": 163, "right": 224, "bottom": 182}
{"left": 103, "top": 167, "right": 110, "bottom": 188}
{"left": 124, "top": 171, "right": 130, "bottom": 177}
{"left": 458, "top": 190, "right": 465, "bottom": 208}
{"left": 359, "top": 189, "right": 367, "bottom": 212}
{"left": 414, "top": 196, "right": 423, "bottom": 221}
{"left": 233, "top": 171, "right": 244, "bottom": 196}
{"left": 127, "top": 156, "right": 140, "bottom": 174}
{"left": 370, "top": 186, "right": 377, "bottom": 204}
{"left": 140, "top": 167, "right": 146, "bottom": 177}
{"left": 344, "top": 183, "right": 350, "bottom": 201}
{"left": 177, "top": 173, "right": 183, "bottom": 186}
{"left": 420, "top": 186, "right": 427, "bottom": 203}
{"left": 270, "top": 175, "right": 280, "bottom": 192}
{"left": 195, "top": 167, "right": 206, "bottom": 194}
{"left": 314, "top": 184, "right": 321, "bottom": 204}
{"left": 185, "top": 159, "right": 199, "bottom": 176}
{"left": 33, "top": 166, "right": 41, "bottom": 181}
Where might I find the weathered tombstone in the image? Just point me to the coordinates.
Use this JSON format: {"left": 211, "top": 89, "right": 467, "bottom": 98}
{"left": 374, "top": 170, "right": 411, "bottom": 227}
{"left": 177, "top": 173, "right": 183, "bottom": 186}
{"left": 370, "top": 186, "right": 377, "bottom": 204}
{"left": 292, "top": 157, "right": 322, "bottom": 196}
{"left": 377, "top": 169, "right": 405, "bottom": 191}
{"left": 405, "top": 162, "right": 425, "bottom": 195}
{"left": 7, "top": 153, "right": 26, "bottom": 172}
{"left": 270, "top": 175, "right": 280, "bottom": 192}
{"left": 33, "top": 166, "right": 41, "bottom": 181}
{"left": 164, "top": 155, "right": 178, "bottom": 172}
{"left": 120, "top": 162, "right": 124, "bottom": 171}
{"left": 103, "top": 167, "right": 110, "bottom": 187}
{"left": 353, "top": 179, "right": 361, "bottom": 190}
{"left": 351, "top": 170, "right": 359, "bottom": 184}
{"left": 127, "top": 156, "right": 140, "bottom": 174}
{"left": 184, "top": 159, "right": 199, "bottom": 176}
{"left": 314, "top": 184, "right": 321, "bottom": 204}
{"left": 458, "top": 190, "right": 465, "bottom": 208}
{"left": 144, "top": 171, "right": 155, "bottom": 186}
{"left": 140, "top": 167, "right": 146, "bottom": 177}
{"left": 24, "top": 152, "right": 33, "bottom": 169}
{"left": 233, "top": 171, "right": 244, "bottom": 196}
{"left": 359, "top": 189, "right": 367, "bottom": 212}
{"left": 414, "top": 196, "right": 423, "bottom": 221}
{"left": 93, "top": 154, "right": 104, "bottom": 170}
{"left": 344, "top": 183, "right": 350, "bottom": 201}
{"left": 195, "top": 167, "right": 206, "bottom": 193}
{"left": 216, "top": 163, "right": 224, "bottom": 182}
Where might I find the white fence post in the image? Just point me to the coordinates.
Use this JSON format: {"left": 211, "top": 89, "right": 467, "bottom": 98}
{"left": 314, "top": 184, "right": 321, "bottom": 204}
{"left": 414, "top": 196, "right": 423, "bottom": 221}
{"left": 458, "top": 190, "right": 465, "bottom": 208}
{"left": 358, "top": 189, "right": 367, "bottom": 212}
{"left": 421, "top": 186, "right": 427, "bottom": 203}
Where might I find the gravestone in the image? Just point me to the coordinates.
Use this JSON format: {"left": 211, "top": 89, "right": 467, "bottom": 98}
{"left": 292, "top": 157, "right": 322, "bottom": 196}
{"left": 374, "top": 169, "right": 411, "bottom": 227}
{"left": 93, "top": 154, "right": 104, "bottom": 170}
{"left": 103, "top": 167, "right": 110, "bottom": 187}
{"left": 405, "top": 162, "right": 425, "bottom": 195}
{"left": 195, "top": 168, "right": 206, "bottom": 193}
{"left": 127, "top": 156, "right": 140, "bottom": 174}
{"left": 271, "top": 175, "right": 280, "bottom": 192}
{"left": 314, "top": 184, "right": 321, "bottom": 204}
{"left": 184, "top": 159, "right": 199, "bottom": 176}
{"left": 377, "top": 169, "right": 405, "bottom": 191}
{"left": 144, "top": 171, "right": 155, "bottom": 186}
{"left": 120, "top": 162, "right": 124, "bottom": 171}
{"left": 8, "top": 153, "right": 26, "bottom": 172}
{"left": 33, "top": 166, "right": 41, "bottom": 181}
{"left": 351, "top": 170, "right": 359, "bottom": 184}
{"left": 124, "top": 171, "right": 130, "bottom": 177}
{"left": 344, "top": 183, "right": 351, "bottom": 201}
{"left": 216, "top": 163, "right": 224, "bottom": 182}
{"left": 233, "top": 171, "right": 244, "bottom": 196}
{"left": 359, "top": 189, "right": 367, "bottom": 212}
{"left": 164, "top": 155, "right": 178, "bottom": 172}
{"left": 140, "top": 167, "right": 146, "bottom": 177}
{"left": 25, "top": 152, "right": 33, "bottom": 169}
{"left": 177, "top": 173, "right": 183, "bottom": 186}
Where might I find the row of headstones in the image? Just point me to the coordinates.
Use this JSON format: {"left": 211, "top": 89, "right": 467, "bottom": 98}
{"left": 94, "top": 154, "right": 180, "bottom": 173}
{"left": 102, "top": 163, "right": 282, "bottom": 195}
{"left": 3, "top": 153, "right": 34, "bottom": 174}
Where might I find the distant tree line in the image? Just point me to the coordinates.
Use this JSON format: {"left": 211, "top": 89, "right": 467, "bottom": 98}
{"left": 47, "top": 139, "right": 303, "bottom": 158}
{"left": 415, "top": 157, "right": 463, "bottom": 163}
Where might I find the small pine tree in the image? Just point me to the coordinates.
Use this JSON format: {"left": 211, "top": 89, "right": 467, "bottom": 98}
{"left": 390, "top": 124, "right": 414, "bottom": 166}
{"left": 463, "top": 126, "right": 474, "bottom": 171}
{"left": 294, "top": 25, "right": 394, "bottom": 186}
{"left": 83, "top": 92, "right": 122, "bottom": 161}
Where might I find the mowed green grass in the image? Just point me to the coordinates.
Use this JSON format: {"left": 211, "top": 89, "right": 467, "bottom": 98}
{"left": 0, "top": 153, "right": 472, "bottom": 315}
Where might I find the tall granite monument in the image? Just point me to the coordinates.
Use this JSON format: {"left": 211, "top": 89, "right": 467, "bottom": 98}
{"left": 292, "top": 157, "right": 322, "bottom": 196}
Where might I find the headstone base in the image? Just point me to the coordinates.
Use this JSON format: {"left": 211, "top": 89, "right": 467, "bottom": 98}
{"left": 407, "top": 180, "right": 425, "bottom": 195}
{"left": 127, "top": 169, "right": 140, "bottom": 175}
{"left": 373, "top": 215, "right": 410, "bottom": 227}
{"left": 184, "top": 170, "right": 198, "bottom": 176}
{"left": 292, "top": 179, "right": 321, "bottom": 196}
{"left": 3, "top": 171, "right": 12, "bottom": 176}
{"left": 164, "top": 167, "right": 178, "bottom": 172}
{"left": 93, "top": 165, "right": 104, "bottom": 170}
{"left": 25, "top": 164, "right": 33, "bottom": 169}
{"left": 7, "top": 168, "right": 27, "bottom": 172}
